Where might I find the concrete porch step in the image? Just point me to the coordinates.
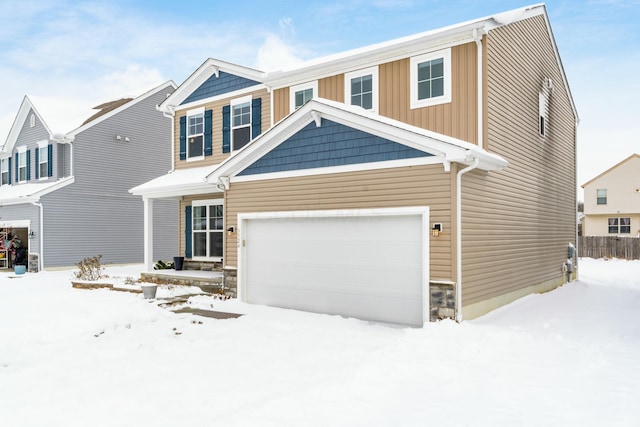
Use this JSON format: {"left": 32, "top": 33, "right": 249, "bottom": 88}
{"left": 140, "top": 270, "right": 225, "bottom": 294}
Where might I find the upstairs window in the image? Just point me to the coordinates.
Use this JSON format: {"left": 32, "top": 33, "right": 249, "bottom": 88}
{"left": 231, "top": 96, "right": 251, "bottom": 151}
{"left": 410, "top": 49, "right": 451, "bottom": 109}
{"left": 17, "top": 148, "right": 29, "bottom": 182}
{"left": 187, "top": 108, "right": 204, "bottom": 160}
{"left": 37, "top": 143, "right": 50, "bottom": 179}
{"left": 0, "top": 158, "right": 10, "bottom": 185}
{"left": 539, "top": 78, "right": 552, "bottom": 137}
{"left": 345, "top": 66, "right": 378, "bottom": 112}
{"left": 290, "top": 81, "right": 318, "bottom": 112}
{"left": 597, "top": 189, "right": 607, "bottom": 205}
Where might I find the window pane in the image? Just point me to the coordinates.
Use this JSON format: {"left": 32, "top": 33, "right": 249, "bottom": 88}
{"left": 233, "top": 127, "right": 251, "bottom": 150}
{"left": 188, "top": 135, "right": 203, "bottom": 158}
{"left": 193, "top": 232, "right": 206, "bottom": 257}
{"left": 351, "top": 78, "right": 361, "bottom": 96}
{"left": 295, "top": 92, "right": 304, "bottom": 108}
{"left": 431, "top": 77, "right": 444, "bottom": 97}
{"left": 418, "top": 63, "right": 430, "bottom": 81}
{"left": 188, "top": 114, "right": 203, "bottom": 136}
{"left": 361, "top": 75, "right": 372, "bottom": 92}
{"left": 233, "top": 102, "right": 251, "bottom": 126}
{"left": 608, "top": 217, "right": 618, "bottom": 234}
{"left": 39, "top": 163, "right": 47, "bottom": 178}
{"left": 193, "top": 206, "right": 207, "bottom": 230}
{"left": 620, "top": 218, "right": 631, "bottom": 233}
{"left": 431, "top": 59, "right": 444, "bottom": 77}
{"left": 362, "top": 93, "right": 373, "bottom": 110}
{"left": 209, "top": 232, "right": 223, "bottom": 257}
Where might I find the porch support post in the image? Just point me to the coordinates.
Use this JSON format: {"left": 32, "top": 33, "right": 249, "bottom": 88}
{"left": 143, "top": 197, "right": 154, "bottom": 272}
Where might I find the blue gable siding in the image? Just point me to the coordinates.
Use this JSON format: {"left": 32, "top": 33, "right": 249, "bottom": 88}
{"left": 181, "top": 71, "right": 261, "bottom": 105}
{"left": 238, "top": 119, "right": 433, "bottom": 176}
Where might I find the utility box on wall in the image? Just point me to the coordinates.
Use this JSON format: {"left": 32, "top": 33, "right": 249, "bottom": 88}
{"left": 28, "top": 253, "right": 39, "bottom": 273}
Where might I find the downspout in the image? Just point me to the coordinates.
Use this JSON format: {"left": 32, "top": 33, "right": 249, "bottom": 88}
{"left": 473, "top": 27, "right": 484, "bottom": 148}
{"left": 455, "top": 157, "right": 480, "bottom": 322}
{"left": 29, "top": 201, "right": 44, "bottom": 272}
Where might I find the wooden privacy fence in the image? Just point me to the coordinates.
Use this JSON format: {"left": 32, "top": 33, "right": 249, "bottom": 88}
{"left": 579, "top": 236, "right": 640, "bottom": 260}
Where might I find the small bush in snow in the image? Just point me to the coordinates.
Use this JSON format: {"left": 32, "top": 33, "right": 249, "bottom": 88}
{"left": 73, "top": 255, "right": 105, "bottom": 281}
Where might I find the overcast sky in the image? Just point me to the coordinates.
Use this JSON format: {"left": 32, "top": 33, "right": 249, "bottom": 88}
{"left": 1, "top": 0, "right": 638, "bottom": 199}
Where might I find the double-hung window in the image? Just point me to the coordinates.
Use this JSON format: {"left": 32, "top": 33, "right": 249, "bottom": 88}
{"left": 192, "top": 199, "right": 224, "bottom": 259}
{"left": 608, "top": 217, "right": 631, "bottom": 234}
{"left": 17, "top": 147, "right": 27, "bottom": 182}
{"left": 38, "top": 143, "right": 48, "bottom": 179}
{"left": 290, "top": 81, "right": 318, "bottom": 112}
{"left": 344, "top": 66, "right": 378, "bottom": 112}
{"left": 596, "top": 189, "right": 607, "bottom": 205}
{"left": 410, "top": 49, "right": 451, "bottom": 109}
{"left": 187, "top": 108, "right": 204, "bottom": 160}
{"left": 231, "top": 96, "right": 251, "bottom": 151}
{"left": 0, "top": 158, "right": 9, "bottom": 185}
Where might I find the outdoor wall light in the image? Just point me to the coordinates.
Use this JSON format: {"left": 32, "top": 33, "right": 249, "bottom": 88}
{"left": 432, "top": 223, "right": 443, "bottom": 237}
{"left": 28, "top": 230, "right": 35, "bottom": 239}
{"left": 227, "top": 226, "right": 236, "bottom": 235}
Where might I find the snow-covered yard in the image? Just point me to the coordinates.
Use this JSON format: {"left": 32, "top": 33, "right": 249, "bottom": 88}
{"left": 1, "top": 258, "right": 638, "bottom": 426}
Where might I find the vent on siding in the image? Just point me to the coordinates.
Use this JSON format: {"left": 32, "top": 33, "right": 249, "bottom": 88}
{"left": 29, "top": 114, "right": 35, "bottom": 128}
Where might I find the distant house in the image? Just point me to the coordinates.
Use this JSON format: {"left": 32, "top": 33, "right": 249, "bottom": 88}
{"left": 0, "top": 81, "right": 179, "bottom": 271}
{"left": 581, "top": 154, "right": 640, "bottom": 237}
{"left": 132, "top": 4, "right": 578, "bottom": 325}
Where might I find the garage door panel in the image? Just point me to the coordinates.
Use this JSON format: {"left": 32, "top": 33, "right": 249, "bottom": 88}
{"left": 242, "top": 210, "right": 428, "bottom": 326}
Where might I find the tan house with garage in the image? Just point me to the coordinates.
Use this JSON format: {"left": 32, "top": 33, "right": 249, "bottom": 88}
{"left": 581, "top": 154, "right": 640, "bottom": 237}
{"left": 132, "top": 4, "right": 578, "bottom": 325}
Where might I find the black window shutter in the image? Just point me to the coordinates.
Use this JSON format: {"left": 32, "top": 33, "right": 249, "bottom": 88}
{"left": 204, "top": 109, "right": 213, "bottom": 156}
{"left": 8, "top": 157, "right": 11, "bottom": 184}
{"left": 26, "top": 150, "right": 31, "bottom": 181}
{"left": 35, "top": 148, "right": 39, "bottom": 179}
{"left": 179, "top": 116, "right": 187, "bottom": 160}
{"left": 14, "top": 153, "right": 18, "bottom": 182}
{"left": 222, "top": 105, "right": 231, "bottom": 153}
{"left": 185, "top": 206, "right": 192, "bottom": 258}
{"left": 48, "top": 144, "right": 53, "bottom": 177}
{"left": 251, "top": 97, "right": 262, "bottom": 139}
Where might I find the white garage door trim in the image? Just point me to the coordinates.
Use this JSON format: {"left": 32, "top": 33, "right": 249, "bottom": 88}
{"left": 237, "top": 207, "right": 430, "bottom": 325}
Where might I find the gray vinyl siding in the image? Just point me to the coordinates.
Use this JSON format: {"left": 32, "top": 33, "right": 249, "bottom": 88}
{"left": 0, "top": 203, "right": 39, "bottom": 250}
{"left": 39, "top": 85, "right": 178, "bottom": 268}
{"left": 460, "top": 15, "right": 577, "bottom": 306}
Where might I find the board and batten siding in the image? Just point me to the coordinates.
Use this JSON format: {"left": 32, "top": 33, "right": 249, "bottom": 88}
{"left": 40, "top": 86, "right": 178, "bottom": 268}
{"left": 271, "top": 43, "right": 478, "bottom": 143}
{"left": 173, "top": 88, "right": 270, "bottom": 169}
{"left": 460, "top": 15, "right": 577, "bottom": 313}
{"left": 224, "top": 164, "right": 454, "bottom": 280}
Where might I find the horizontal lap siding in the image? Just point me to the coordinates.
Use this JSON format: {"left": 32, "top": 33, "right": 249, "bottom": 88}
{"left": 174, "top": 88, "right": 270, "bottom": 169}
{"left": 226, "top": 164, "right": 454, "bottom": 280}
{"left": 461, "top": 16, "right": 577, "bottom": 306}
{"left": 379, "top": 43, "right": 478, "bottom": 144}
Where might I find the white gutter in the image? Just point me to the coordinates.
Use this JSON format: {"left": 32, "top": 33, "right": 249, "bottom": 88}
{"left": 455, "top": 156, "right": 480, "bottom": 322}
{"left": 473, "top": 28, "right": 484, "bottom": 148}
{"left": 29, "top": 201, "right": 44, "bottom": 271}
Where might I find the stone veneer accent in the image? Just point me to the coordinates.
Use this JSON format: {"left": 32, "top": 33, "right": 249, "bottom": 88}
{"left": 430, "top": 282, "right": 456, "bottom": 321}
{"left": 223, "top": 267, "right": 237, "bottom": 298}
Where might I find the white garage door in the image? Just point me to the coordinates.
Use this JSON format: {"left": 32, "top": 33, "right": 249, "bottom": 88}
{"left": 238, "top": 208, "right": 429, "bottom": 326}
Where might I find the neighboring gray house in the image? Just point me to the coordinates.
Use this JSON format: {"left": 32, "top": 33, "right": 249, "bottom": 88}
{"left": 0, "top": 81, "right": 178, "bottom": 271}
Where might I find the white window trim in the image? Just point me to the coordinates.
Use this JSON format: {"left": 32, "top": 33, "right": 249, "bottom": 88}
{"left": 410, "top": 48, "right": 452, "bottom": 109}
{"left": 37, "top": 141, "right": 48, "bottom": 180}
{"left": 192, "top": 198, "right": 224, "bottom": 261}
{"left": 0, "top": 157, "right": 9, "bottom": 186}
{"left": 231, "top": 95, "right": 252, "bottom": 151}
{"left": 17, "top": 146, "right": 27, "bottom": 183}
{"left": 289, "top": 80, "right": 318, "bottom": 113}
{"left": 186, "top": 107, "right": 205, "bottom": 162}
{"left": 344, "top": 66, "right": 379, "bottom": 113}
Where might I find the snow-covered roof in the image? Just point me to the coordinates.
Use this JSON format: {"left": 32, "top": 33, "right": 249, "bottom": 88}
{"left": 0, "top": 177, "right": 74, "bottom": 205}
{"left": 129, "top": 165, "right": 222, "bottom": 199}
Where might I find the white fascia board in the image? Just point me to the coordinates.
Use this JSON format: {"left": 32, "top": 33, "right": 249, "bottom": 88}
{"left": 0, "top": 176, "right": 75, "bottom": 205}
{"left": 265, "top": 5, "right": 545, "bottom": 89}
{"left": 159, "top": 58, "right": 266, "bottom": 113}
{"left": 2, "top": 96, "right": 51, "bottom": 154}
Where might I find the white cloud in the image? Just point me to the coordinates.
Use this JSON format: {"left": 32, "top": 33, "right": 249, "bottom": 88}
{"left": 256, "top": 33, "right": 303, "bottom": 71}
{"left": 95, "top": 65, "right": 167, "bottom": 100}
